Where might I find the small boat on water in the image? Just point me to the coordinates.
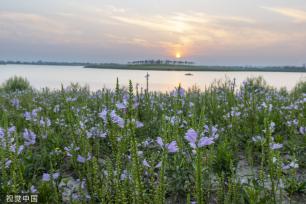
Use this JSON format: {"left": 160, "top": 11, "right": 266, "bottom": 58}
{"left": 185, "top": 73, "right": 193, "bottom": 76}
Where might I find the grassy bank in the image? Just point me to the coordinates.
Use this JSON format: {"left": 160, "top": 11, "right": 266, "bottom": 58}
{"left": 0, "top": 77, "right": 305, "bottom": 203}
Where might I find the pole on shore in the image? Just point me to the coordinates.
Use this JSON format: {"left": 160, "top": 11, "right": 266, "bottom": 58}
{"left": 145, "top": 72, "right": 150, "bottom": 92}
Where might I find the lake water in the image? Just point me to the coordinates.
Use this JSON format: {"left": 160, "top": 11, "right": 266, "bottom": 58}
{"left": 1, "top": 64, "right": 305, "bottom": 92}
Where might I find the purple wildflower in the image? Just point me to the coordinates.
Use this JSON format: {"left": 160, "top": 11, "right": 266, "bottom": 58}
{"left": 228, "top": 110, "right": 241, "bottom": 117}
{"left": 120, "top": 170, "right": 129, "bottom": 181}
{"left": 142, "top": 159, "right": 151, "bottom": 168}
{"left": 67, "top": 152, "right": 72, "bottom": 157}
{"left": 204, "top": 125, "right": 219, "bottom": 139}
{"left": 156, "top": 137, "right": 164, "bottom": 147}
{"left": 17, "top": 145, "right": 24, "bottom": 155}
{"left": 23, "top": 129, "right": 36, "bottom": 146}
{"left": 31, "top": 109, "right": 39, "bottom": 119}
{"left": 53, "top": 105, "right": 60, "bottom": 113}
{"left": 80, "top": 179, "right": 86, "bottom": 189}
{"left": 9, "top": 144, "right": 16, "bottom": 153}
{"left": 24, "top": 112, "right": 31, "bottom": 121}
{"left": 185, "top": 129, "right": 198, "bottom": 148}
{"left": 166, "top": 141, "right": 179, "bottom": 153}
{"left": 72, "top": 193, "right": 80, "bottom": 201}
{"left": 185, "top": 128, "right": 216, "bottom": 149}
{"left": 136, "top": 121, "right": 144, "bottom": 128}
{"left": 116, "top": 102, "right": 126, "bottom": 110}
{"left": 133, "top": 102, "right": 139, "bottom": 109}
{"left": 64, "top": 144, "right": 80, "bottom": 157}
{"left": 79, "top": 121, "right": 85, "bottom": 129}
{"left": 289, "top": 160, "right": 299, "bottom": 168}
{"left": 8, "top": 126, "right": 16, "bottom": 136}
{"left": 270, "top": 143, "right": 283, "bottom": 150}
{"left": 98, "top": 108, "right": 108, "bottom": 122}
{"left": 299, "top": 127, "right": 306, "bottom": 135}
{"left": 46, "top": 118, "right": 51, "bottom": 127}
{"left": 0, "top": 128, "right": 4, "bottom": 139}
{"left": 287, "top": 119, "right": 298, "bottom": 127}
{"left": 282, "top": 160, "right": 298, "bottom": 170}
{"left": 52, "top": 172, "right": 60, "bottom": 180}
{"left": 156, "top": 137, "right": 178, "bottom": 153}
{"left": 170, "top": 116, "right": 177, "bottom": 125}
{"left": 77, "top": 155, "right": 86, "bottom": 163}
{"left": 155, "top": 161, "right": 162, "bottom": 168}
{"left": 143, "top": 139, "right": 151, "bottom": 147}
{"left": 86, "top": 128, "right": 92, "bottom": 139}
{"left": 11, "top": 98, "right": 20, "bottom": 109}
{"left": 86, "top": 127, "right": 106, "bottom": 139}
{"left": 30, "top": 185, "right": 37, "bottom": 193}
{"left": 122, "top": 95, "right": 129, "bottom": 103}
{"left": 252, "top": 135, "right": 264, "bottom": 143}
{"left": 42, "top": 173, "right": 50, "bottom": 181}
{"left": 198, "top": 137, "right": 214, "bottom": 147}
{"left": 178, "top": 87, "right": 185, "bottom": 97}
{"left": 40, "top": 118, "right": 45, "bottom": 126}
{"left": 211, "top": 126, "right": 219, "bottom": 139}
{"left": 269, "top": 122, "right": 276, "bottom": 132}
{"left": 66, "top": 97, "right": 77, "bottom": 102}
{"left": 64, "top": 146, "right": 73, "bottom": 157}
{"left": 98, "top": 132, "right": 107, "bottom": 138}
{"left": 5, "top": 159, "right": 12, "bottom": 168}
{"left": 170, "top": 86, "right": 185, "bottom": 97}
{"left": 268, "top": 104, "right": 273, "bottom": 112}
{"left": 282, "top": 164, "right": 290, "bottom": 170}
{"left": 87, "top": 152, "right": 92, "bottom": 161}
{"left": 110, "top": 110, "right": 125, "bottom": 128}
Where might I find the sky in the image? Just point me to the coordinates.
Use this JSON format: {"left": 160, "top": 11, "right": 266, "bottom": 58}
{"left": 0, "top": 0, "right": 306, "bottom": 66}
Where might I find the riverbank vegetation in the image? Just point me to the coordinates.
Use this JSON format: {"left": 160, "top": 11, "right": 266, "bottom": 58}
{"left": 0, "top": 77, "right": 305, "bottom": 203}
{"left": 85, "top": 64, "right": 306, "bottom": 72}
{"left": 1, "top": 60, "right": 306, "bottom": 72}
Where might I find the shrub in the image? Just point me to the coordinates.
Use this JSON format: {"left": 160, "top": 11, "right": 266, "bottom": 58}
{"left": 2, "top": 76, "right": 32, "bottom": 92}
{"left": 291, "top": 80, "right": 306, "bottom": 97}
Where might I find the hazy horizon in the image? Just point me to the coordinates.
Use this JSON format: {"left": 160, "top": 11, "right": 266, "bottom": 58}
{"left": 1, "top": 0, "right": 306, "bottom": 66}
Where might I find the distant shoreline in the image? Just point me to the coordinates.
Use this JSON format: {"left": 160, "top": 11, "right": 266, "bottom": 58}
{"left": 85, "top": 64, "right": 306, "bottom": 72}
{"left": 1, "top": 62, "right": 306, "bottom": 72}
{"left": 0, "top": 62, "right": 90, "bottom": 66}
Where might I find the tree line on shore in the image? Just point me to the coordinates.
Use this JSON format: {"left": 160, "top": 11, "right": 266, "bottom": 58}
{"left": 128, "top": 59, "right": 194, "bottom": 65}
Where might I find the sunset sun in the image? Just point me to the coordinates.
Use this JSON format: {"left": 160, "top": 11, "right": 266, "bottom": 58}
{"left": 175, "top": 52, "right": 181, "bottom": 59}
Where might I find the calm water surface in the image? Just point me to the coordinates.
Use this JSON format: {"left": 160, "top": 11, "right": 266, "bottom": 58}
{"left": 0, "top": 65, "right": 305, "bottom": 92}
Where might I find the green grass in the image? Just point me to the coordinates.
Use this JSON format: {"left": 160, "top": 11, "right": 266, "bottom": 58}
{"left": 0, "top": 77, "right": 305, "bottom": 203}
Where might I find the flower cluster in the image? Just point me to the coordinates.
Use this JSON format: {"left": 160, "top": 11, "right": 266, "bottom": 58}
{"left": 23, "top": 129, "right": 36, "bottom": 146}
{"left": 185, "top": 128, "right": 215, "bottom": 149}
{"left": 156, "top": 137, "right": 179, "bottom": 153}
